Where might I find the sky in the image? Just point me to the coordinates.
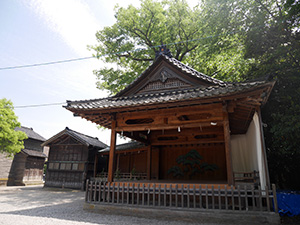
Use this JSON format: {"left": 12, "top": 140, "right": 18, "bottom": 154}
{"left": 0, "top": 0, "right": 199, "bottom": 145}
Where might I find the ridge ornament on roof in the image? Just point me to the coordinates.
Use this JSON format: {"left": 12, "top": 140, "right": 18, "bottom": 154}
{"left": 155, "top": 44, "right": 173, "bottom": 59}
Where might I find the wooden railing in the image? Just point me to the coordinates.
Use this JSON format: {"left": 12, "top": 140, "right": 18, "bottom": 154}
{"left": 92, "top": 173, "right": 147, "bottom": 181}
{"left": 85, "top": 180, "right": 278, "bottom": 213}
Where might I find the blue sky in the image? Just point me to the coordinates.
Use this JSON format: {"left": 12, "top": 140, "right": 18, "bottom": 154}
{"left": 0, "top": 0, "right": 198, "bottom": 145}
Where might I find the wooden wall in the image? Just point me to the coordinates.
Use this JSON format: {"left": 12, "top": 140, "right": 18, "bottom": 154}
{"left": 117, "top": 151, "right": 147, "bottom": 173}
{"left": 0, "top": 153, "right": 13, "bottom": 186}
{"left": 159, "top": 143, "right": 227, "bottom": 181}
{"left": 45, "top": 136, "right": 90, "bottom": 189}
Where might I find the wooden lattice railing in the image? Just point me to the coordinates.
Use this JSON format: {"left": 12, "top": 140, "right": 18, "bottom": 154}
{"left": 92, "top": 173, "right": 147, "bottom": 181}
{"left": 85, "top": 180, "right": 278, "bottom": 213}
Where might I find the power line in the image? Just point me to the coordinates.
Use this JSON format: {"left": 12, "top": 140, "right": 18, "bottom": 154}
{"left": 0, "top": 56, "right": 94, "bottom": 71}
{"left": 0, "top": 31, "right": 240, "bottom": 71}
{"left": 14, "top": 102, "right": 65, "bottom": 108}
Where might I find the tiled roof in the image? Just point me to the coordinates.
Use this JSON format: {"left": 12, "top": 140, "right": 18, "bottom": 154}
{"left": 22, "top": 149, "right": 47, "bottom": 158}
{"left": 15, "top": 126, "right": 46, "bottom": 141}
{"left": 66, "top": 81, "right": 268, "bottom": 111}
{"left": 115, "top": 54, "right": 226, "bottom": 97}
{"left": 99, "top": 141, "right": 146, "bottom": 153}
{"left": 65, "top": 128, "right": 107, "bottom": 148}
{"left": 42, "top": 127, "right": 107, "bottom": 149}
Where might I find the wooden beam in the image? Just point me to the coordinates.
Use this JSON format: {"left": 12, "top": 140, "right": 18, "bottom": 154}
{"left": 147, "top": 145, "right": 151, "bottom": 180}
{"left": 108, "top": 119, "right": 117, "bottom": 182}
{"left": 93, "top": 153, "right": 98, "bottom": 177}
{"left": 115, "top": 121, "right": 224, "bottom": 132}
{"left": 257, "top": 109, "right": 271, "bottom": 187}
{"left": 223, "top": 105, "right": 234, "bottom": 186}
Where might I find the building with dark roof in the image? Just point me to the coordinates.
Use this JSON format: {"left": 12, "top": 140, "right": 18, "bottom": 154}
{"left": 42, "top": 127, "right": 107, "bottom": 189}
{"left": 0, "top": 126, "right": 47, "bottom": 186}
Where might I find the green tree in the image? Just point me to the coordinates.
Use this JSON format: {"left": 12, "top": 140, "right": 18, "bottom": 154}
{"left": 202, "top": 0, "right": 300, "bottom": 189}
{"left": 90, "top": 0, "right": 250, "bottom": 94}
{"left": 0, "top": 98, "right": 27, "bottom": 157}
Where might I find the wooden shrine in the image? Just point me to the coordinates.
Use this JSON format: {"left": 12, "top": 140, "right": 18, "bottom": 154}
{"left": 65, "top": 54, "right": 275, "bottom": 187}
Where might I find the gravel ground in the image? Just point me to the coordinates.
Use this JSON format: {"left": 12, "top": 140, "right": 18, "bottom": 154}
{"left": 0, "top": 185, "right": 279, "bottom": 225}
{"left": 0, "top": 185, "right": 217, "bottom": 225}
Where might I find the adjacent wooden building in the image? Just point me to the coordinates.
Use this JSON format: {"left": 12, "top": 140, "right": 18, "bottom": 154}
{"left": 42, "top": 127, "right": 107, "bottom": 189}
{"left": 0, "top": 126, "right": 47, "bottom": 186}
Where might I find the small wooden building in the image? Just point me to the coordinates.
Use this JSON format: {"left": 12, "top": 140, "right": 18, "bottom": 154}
{"left": 43, "top": 127, "right": 107, "bottom": 189}
{"left": 2, "top": 126, "right": 47, "bottom": 186}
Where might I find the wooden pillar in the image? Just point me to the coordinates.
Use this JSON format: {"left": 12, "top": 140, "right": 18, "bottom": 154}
{"left": 93, "top": 153, "right": 98, "bottom": 177}
{"left": 108, "top": 120, "right": 117, "bottom": 182}
{"left": 116, "top": 153, "right": 120, "bottom": 171}
{"left": 257, "top": 108, "right": 271, "bottom": 187}
{"left": 147, "top": 145, "right": 152, "bottom": 180}
{"left": 223, "top": 107, "right": 234, "bottom": 186}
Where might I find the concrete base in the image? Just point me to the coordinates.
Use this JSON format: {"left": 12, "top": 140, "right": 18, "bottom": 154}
{"left": 84, "top": 203, "right": 280, "bottom": 225}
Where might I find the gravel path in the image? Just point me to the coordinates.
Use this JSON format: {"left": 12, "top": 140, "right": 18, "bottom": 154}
{"left": 0, "top": 185, "right": 279, "bottom": 225}
{"left": 0, "top": 185, "right": 214, "bottom": 225}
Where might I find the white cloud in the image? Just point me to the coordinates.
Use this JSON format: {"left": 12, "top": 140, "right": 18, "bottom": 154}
{"left": 27, "top": 0, "right": 101, "bottom": 56}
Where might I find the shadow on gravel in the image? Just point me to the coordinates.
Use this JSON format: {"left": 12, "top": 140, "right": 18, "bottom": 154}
{"left": 0, "top": 187, "right": 194, "bottom": 225}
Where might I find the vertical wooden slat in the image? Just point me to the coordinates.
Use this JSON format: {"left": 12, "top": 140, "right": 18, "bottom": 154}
{"left": 272, "top": 184, "right": 278, "bottom": 213}
{"left": 98, "top": 181, "right": 102, "bottom": 202}
{"left": 175, "top": 184, "right": 178, "bottom": 207}
{"left": 218, "top": 185, "right": 221, "bottom": 210}
{"left": 164, "top": 184, "right": 167, "bottom": 207}
{"left": 103, "top": 181, "right": 106, "bottom": 202}
{"left": 245, "top": 185, "right": 248, "bottom": 211}
{"left": 153, "top": 183, "right": 156, "bottom": 206}
{"left": 85, "top": 179, "right": 89, "bottom": 202}
{"left": 187, "top": 184, "right": 190, "bottom": 208}
{"left": 193, "top": 184, "right": 196, "bottom": 209}
{"left": 251, "top": 185, "right": 255, "bottom": 210}
{"left": 107, "top": 182, "right": 111, "bottom": 203}
{"left": 142, "top": 183, "right": 145, "bottom": 206}
{"left": 212, "top": 185, "right": 215, "bottom": 209}
{"left": 132, "top": 183, "right": 135, "bottom": 205}
{"left": 158, "top": 184, "right": 161, "bottom": 206}
{"left": 93, "top": 181, "right": 97, "bottom": 202}
{"left": 169, "top": 185, "right": 172, "bottom": 207}
{"left": 258, "top": 186, "right": 263, "bottom": 211}
{"left": 127, "top": 183, "right": 130, "bottom": 204}
{"left": 205, "top": 185, "right": 208, "bottom": 209}
{"left": 137, "top": 183, "right": 140, "bottom": 205}
{"left": 266, "top": 186, "right": 270, "bottom": 212}
{"left": 181, "top": 184, "right": 184, "bottom": 208}
{"left": 108, "top": 120, "right": 117, "bottom": 183}
{"left": 112, "top": 183, "right": 115, "bottom": 203}
{"left": 117, "top": 182, "right": 120, "bottom": 204}
{"left": 89, "top": 181, "right": 93, "bottom": 203}
{"left": 231, "top": 185, "right": 235, "bottom": 210}
{"left": 199, "top": 185, "right": 202, "bottom": 209}
{"left": 238, "top": 185, "right": 241, "bottom": 211}
{"left": 225, "top": 185, "right": 228, "bottom": 210}
{"left": 122, "top": 183, "right": 125, "bottom": 204}
{"left": 147, "top": 184, "right": 150, "bottom": 206}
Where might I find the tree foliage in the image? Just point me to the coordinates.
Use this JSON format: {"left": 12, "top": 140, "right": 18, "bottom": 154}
{"left": 0, "top": 98, "right": 27, "bottom": 157}
{"left": 91, "top": 0, "right": 300, "bottom": 189}
{"left": 204, "top": 0, "right": 300, "bottom": 189}
{"left": 91, "top": 0, "right": 251, "bottom": 94}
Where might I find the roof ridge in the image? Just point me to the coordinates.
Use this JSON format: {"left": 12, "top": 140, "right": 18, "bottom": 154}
{"left": 65, "top": 127, "right": 99, "bottom": 140}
